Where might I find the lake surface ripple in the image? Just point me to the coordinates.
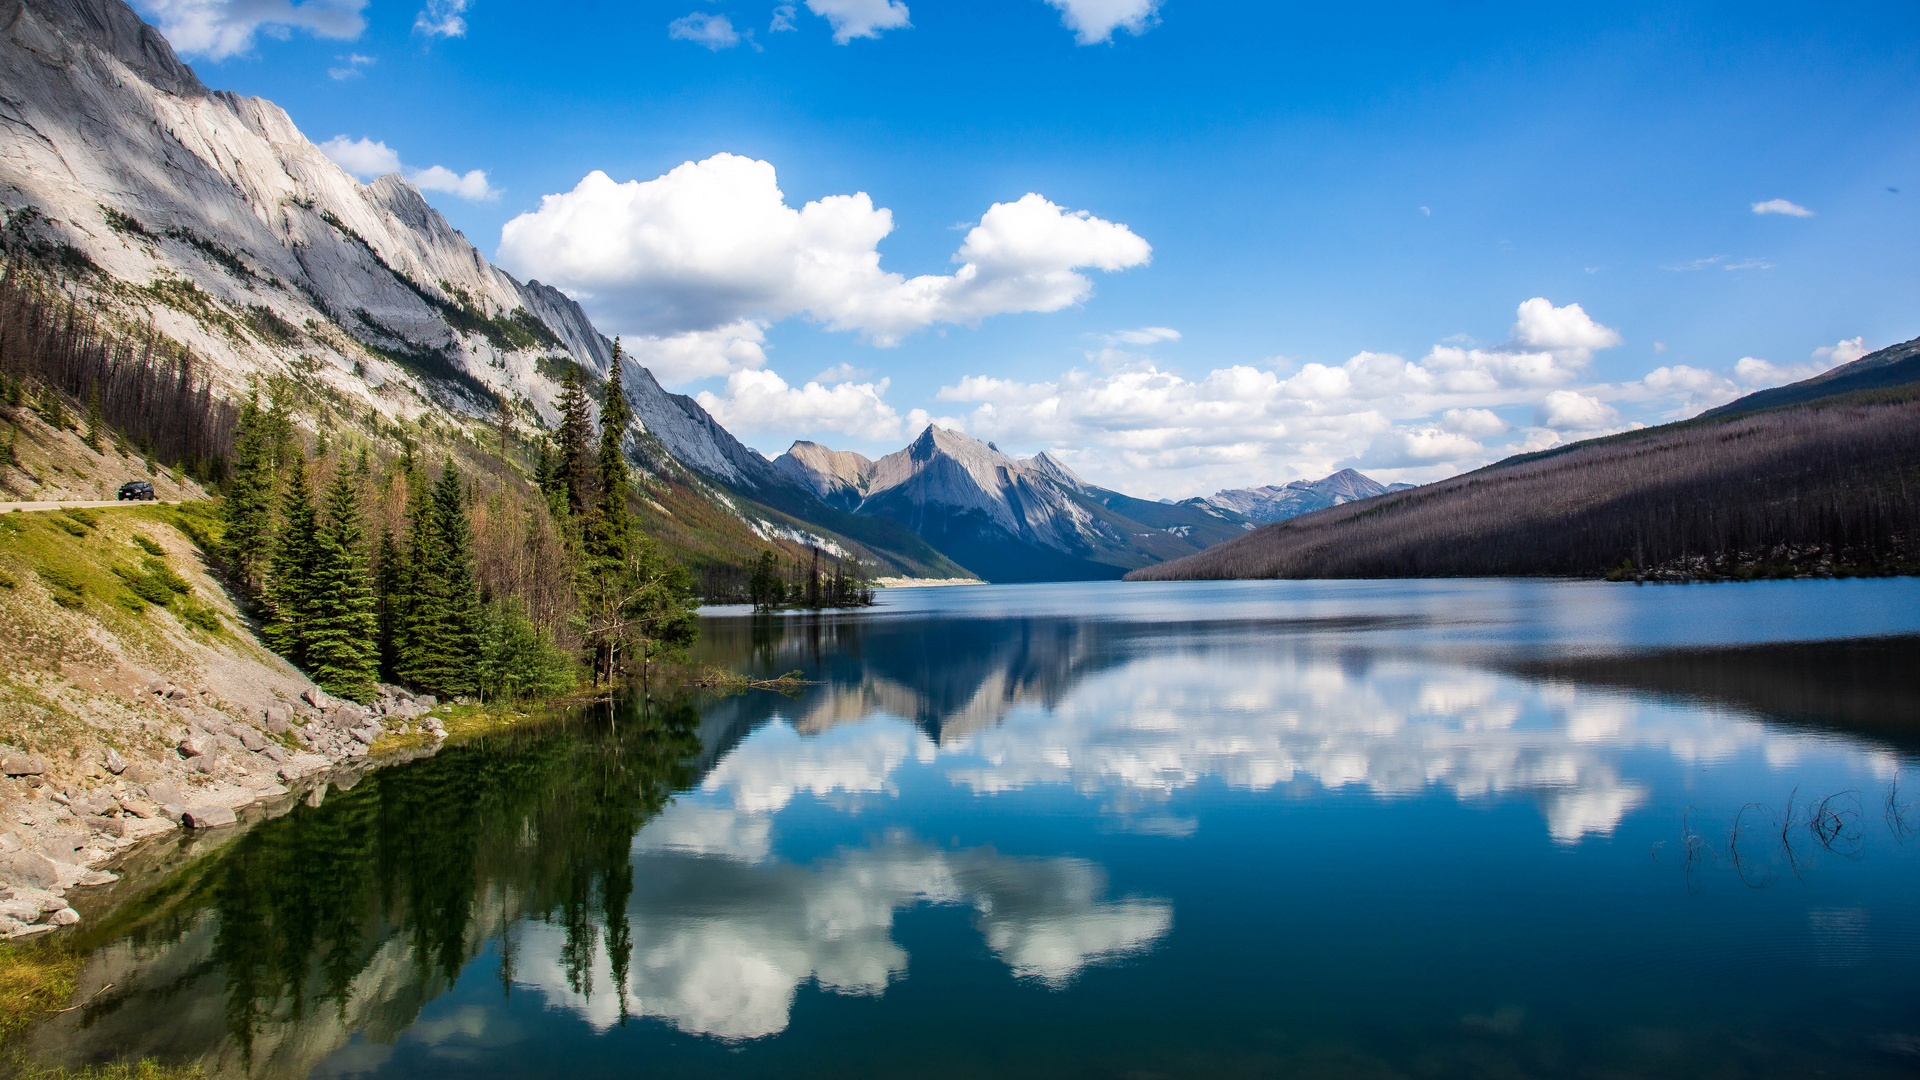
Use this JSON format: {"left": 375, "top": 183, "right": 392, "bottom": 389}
{"left": 36, "top": 579, "right": 1920, "bottom": 1078}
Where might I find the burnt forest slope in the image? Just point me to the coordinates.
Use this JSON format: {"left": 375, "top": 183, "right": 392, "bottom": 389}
{"left": 1127, "top": 362, "right": 1920, "bottom": 582}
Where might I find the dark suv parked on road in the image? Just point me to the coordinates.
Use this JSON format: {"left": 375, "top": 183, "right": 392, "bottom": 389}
{"left": 118, "top": 480, "right": 155, "bottom": 501}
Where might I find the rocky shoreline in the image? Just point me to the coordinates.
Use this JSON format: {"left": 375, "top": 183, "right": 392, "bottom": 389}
{"left": 0, "top": 681, "right": 449, "bottom": 940}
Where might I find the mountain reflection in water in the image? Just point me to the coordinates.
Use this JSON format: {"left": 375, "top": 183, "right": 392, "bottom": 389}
{"left": 32, "top": 579, "right": 1920, "bottom": 1079}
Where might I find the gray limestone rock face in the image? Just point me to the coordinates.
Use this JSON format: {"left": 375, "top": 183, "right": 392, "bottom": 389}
{"left": 181, "top": 806, "right": 236, "bottom": 829}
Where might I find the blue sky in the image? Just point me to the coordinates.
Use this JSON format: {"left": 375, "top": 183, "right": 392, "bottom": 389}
{"left": 142, "top": 0, "right": 1920, "bottom": 497}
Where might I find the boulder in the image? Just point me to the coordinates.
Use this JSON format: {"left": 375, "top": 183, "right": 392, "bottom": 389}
{"left": 77, "top": 869, "right": 116, "bottom": 887}
{"left": 103, "top": 748, "right": 127, "bottom": 774}
{"left": 415, "top": 694, "right": 437, "bottom": 709}
{"left": 258, "top": 742, "right": 287, "bottom": 764}
{"left": 120, "top": 798, "right": 160, "bottom": 820}
{"left": 301, "top": 687, "right": 333, "bottom": 710}
{"left": 85, "top": 816, "right": 126, "bottom": 838}
{"left": 182, "top": 806, "right": 237, "bottom": 829}
{"left": 144, "top": 678, "right": 169, "bottom": 695}
{"left": 122, "top": 761, "right": 159, "bottom": 784}
{"left": 159, "top": 804, "right": 184, "bottom": 823}
{"left": 165, "top": 685, "right": 193, "bottom": 701}
{"left": 263, "top": 705, "right": 291, "bottom": 733}
{"left": 1, "top": 853, "right": 58, "bottom": 890}
{"left": 1, "top": 753, "right": 47, "bottom": 777}
{"left": 0, "top": 898, "right": 37, "bottom": 921}
{"left": 177, "top": 734, "right": 215, "bottom": 758}
{"left": 145, "top": 781, "right": 183, "bottom": 804}
{"left": 45, "top": 906, "right": 80, "bottom": 926}
{"left": 234, "top": 727, "right": 267, "bottom": 752}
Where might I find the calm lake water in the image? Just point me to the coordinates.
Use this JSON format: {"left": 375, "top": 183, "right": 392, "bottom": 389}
{"left": 35, "top": 578, "right": 1920, "bottom": 1078}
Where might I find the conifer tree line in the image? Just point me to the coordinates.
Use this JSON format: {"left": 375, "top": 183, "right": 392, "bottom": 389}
{"left": 747, "top": 545, "right": 877, "bottom": 612}
{"left": 222, "top": 349, "right": 699, "bottom": 704}
{"left": 0, "top": 260, "right": 235, "bottom": 479}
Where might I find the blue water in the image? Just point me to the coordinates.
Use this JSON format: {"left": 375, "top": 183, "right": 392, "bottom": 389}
{"left": 44, "top": 578, "right": 1920, "bottom": 1077}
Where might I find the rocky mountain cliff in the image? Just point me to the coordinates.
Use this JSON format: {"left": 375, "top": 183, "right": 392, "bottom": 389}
{"left": 0, "top": 0, "right": 952, "bottom": 571}
{"left": 1205, "top": 468, "right": 1412, "bottom": 524}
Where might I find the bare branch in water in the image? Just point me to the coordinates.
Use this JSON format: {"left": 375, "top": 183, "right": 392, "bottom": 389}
{"left": 1809, "top": 790, "right": 1864, "bottom": 858}
{"left": 1888, "top": 771, "right": 1914, "bottom": 842}
{"left": 1728, "top": 802, "right": 1776, "bottom": 889}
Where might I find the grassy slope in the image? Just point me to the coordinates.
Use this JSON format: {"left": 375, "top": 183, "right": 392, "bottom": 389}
{"left": 1129, "top": 386, "right": 1920, "bottom": 582}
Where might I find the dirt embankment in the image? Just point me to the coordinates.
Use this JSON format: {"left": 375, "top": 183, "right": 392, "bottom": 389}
{"left": 0, "top": 492, "right": 447, "bottom": 941}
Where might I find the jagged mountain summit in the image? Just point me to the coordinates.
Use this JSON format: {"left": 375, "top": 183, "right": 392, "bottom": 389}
{"left": 773, "top": 441, "right": 876, "bottom": 511}
{"left": 1205, "top": 469, "right": 1414, "bottom": 524}
{"left": 774, "top": 427, "right": 1257, "bottom": 582}
{"left": 0, "top": 0, "right": 976, "bottom": 576}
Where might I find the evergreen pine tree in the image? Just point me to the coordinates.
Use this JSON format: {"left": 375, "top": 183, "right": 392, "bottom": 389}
{"left": 373, "top": 525, "right": 404, "bottom": 682}
{"left": 432, "top": 461, "right": 484, "bottom": 694}
{"left": 221, "top": 391, "right": 276, "bottom": 590}
{"left": 83, "top": 387, "right": 103, "bottom": 452}
{"left": 583, "top": 346, "right": 631, "bottom": 564}
{"left": 305, "top": 470, "right": 380, "bottom": 701}
{"left": 555, "top": 366, "right": 595, "bottom": 518}
{"left": 262, "top": 457, "right": 317, "bottom": 664}
{"left": 395, "top": 484, "right": 447, "bottom": 690}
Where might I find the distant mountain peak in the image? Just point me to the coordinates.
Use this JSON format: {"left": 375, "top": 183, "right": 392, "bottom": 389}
{"left": 1023, "top": 450, "right": 1086, "bottom": 492}
{"left": 1205, "top": 468, "right": 1397, "bottom": 524}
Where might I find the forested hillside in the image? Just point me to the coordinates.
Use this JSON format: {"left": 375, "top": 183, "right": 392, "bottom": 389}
{"left": 1128, "top": 366, "right": 1920, "bottom": 583}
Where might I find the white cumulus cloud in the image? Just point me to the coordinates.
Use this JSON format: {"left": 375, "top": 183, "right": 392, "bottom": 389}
{"left": 1511, "top": 297, "right": 1622, "bottom": 359}
{"left": 1534, "top": 390, "right": 1619, "bottom": 432}
{"left": 135, "top": 0, "right": 366, "bottom": 60}
{"left": 1439, "top": 407, "right": 1509, "bottom": 437}
{"left": 931, "top": 297, "right": 1622, "bottom": 495}
{"left": 1044, "top": 0, "right": 1160, "bottom": 44}
{"left": 1812, "top": 336, "right": 1870, "bottom": 367}
{"left": 1751, "top": 198, "right": 1813, "bottom": 217}
{"left": 319, "top": 136, "right": 498, "bottom": 201}
{"left": 408, "top": 165, "right": 496, "bottom": 200}
{"left": 495, "top": 154, "right": 1150, "bottom": 359}
{"left": 698, "top": 369, "right": 908, "bottom": 442}
{"left": 669, "top": 11, "right": 741, "bottom": 49}
{"left": 317, "top": 135, "right": 399, "bottom": 177}
{"left": 806, "top": 0, "right": 910, "bottom": 42}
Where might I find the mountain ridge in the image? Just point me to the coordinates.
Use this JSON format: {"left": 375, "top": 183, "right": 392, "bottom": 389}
{"left": 1204, "top": 468, "right": 1413, "bottom": 523}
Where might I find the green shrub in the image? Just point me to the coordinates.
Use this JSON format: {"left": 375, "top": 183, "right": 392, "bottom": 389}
{"left": 0, "top": 569, "right": 15, "bottom": 589}
{"left": 52, "top": 518, "right": 87, "bottom": 538}
{"left": 38, "top": 567, "right": 83, "bottom": 608}
{"left": 132, "top": 534, "right": 165, "bottom": 557}
{"left": 176, "top": 602, "right": 221, "bottom": 633}
{"left": 63, "top": 508, "right": 99, "bottom": 529}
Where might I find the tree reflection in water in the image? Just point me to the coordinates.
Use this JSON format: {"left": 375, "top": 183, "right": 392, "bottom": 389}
{"left": 48, "top": 695, "right": 702, "bottom": 1075}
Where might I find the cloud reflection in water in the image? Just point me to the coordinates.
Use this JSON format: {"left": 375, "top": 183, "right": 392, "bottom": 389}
{"left": 520, "top": 829, "right": 1170, "bottom": 1040}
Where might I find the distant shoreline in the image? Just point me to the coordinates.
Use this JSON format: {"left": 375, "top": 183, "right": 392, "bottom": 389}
{"left": 874, "top": 577, "right": 985, "bottom": 588}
